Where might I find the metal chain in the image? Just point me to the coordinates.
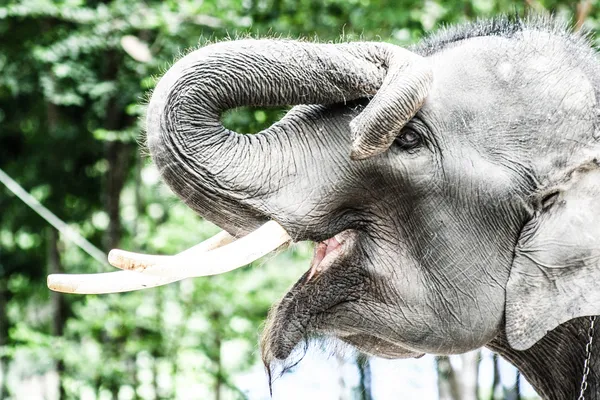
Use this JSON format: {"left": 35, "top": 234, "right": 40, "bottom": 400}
{"left": 578, "top": 316, "right": 597, "bottom": 400}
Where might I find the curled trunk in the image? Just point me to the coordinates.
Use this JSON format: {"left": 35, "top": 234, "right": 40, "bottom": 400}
{"left": 146, "top": 40, "right": 431, "bottom": 235}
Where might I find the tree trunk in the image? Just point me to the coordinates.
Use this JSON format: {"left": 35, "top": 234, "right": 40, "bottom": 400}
{"left": 153, "top": 288, "right": 164, "bottom": 400}
{"left": 436, "top": 356, "right": 461, "bottom": 400}
{"left": 335, "top": 354, "right": 348, "bottom": 400}
{"left": 515, "top": 370, "right": 521, "bottom": 400}
{"left": 127, "top": 350, "right": 140, "bottom": 400}
{"left": 102, "top": 49, "right": 129, "bottom": 251}
{"left": 133, "top": 153, "right": 143, "bottom": 238}
{"left": 152, "top": 355, "right": 160, "bottom": 400}
{"left": 356, "top": 354, "right": 372, "bottom": 400}
{"left": 0, "top": 268, "right": 10, "bottom": 400}
{"left": 99, "top": 49, "right": 130, "bottom": 399}
{"left": 459, "top": 350, "right": 481, "bottom": 400}
{"left": 504, "top": 369, "right": 522, "bottom": 400}
{"left": 490, "top": 353, "right": 502, "bottom": 400}
{"left": 214, "top": 331, "right": 222, "bottom": 400}
{"left": 170, "top": 286, "right": 195, "bottom": 400}
{"left": 105, "top": 140, "right": 129, "bottom": 250}
{"left": 45, "top": 80, "right": 67, "bottom": 399}
{"left": 48, "top": 228, "right": 67, "bottom": 399}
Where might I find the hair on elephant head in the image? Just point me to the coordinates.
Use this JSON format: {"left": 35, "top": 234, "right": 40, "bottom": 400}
{"left": 143, "top": 16, "right": 600, "bottom": 399}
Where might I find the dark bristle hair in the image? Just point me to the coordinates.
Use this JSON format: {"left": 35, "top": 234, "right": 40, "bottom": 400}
{"left": 412, "top": 14, "right": 591, "bottom": 56}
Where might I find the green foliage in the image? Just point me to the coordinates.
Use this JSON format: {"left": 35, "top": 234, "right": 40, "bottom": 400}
{"left": 0, "top": 0, "right": 594, "bottom": 398}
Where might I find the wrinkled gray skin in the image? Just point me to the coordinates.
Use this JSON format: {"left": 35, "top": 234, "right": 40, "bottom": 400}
{"left": 147, "top": 18, "right": 600, "bottom": 399}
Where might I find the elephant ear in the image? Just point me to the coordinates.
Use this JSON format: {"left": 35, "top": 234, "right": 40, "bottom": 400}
{"left": 506, "top": 161, "right": 600, "bottom": 350}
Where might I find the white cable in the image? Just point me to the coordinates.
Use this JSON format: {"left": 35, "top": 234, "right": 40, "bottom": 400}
{"left": 0, "top": 167, "right": 108, "bottom": 266}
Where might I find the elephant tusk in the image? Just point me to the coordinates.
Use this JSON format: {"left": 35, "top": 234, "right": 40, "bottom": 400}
{"left": 47, "top": 230, "right": 234, "bottom": 294}
{"left": 48, "top": 271, "right": 182, "bottom": 294}
{"left": 107, "top": 230, "right": 234, "bottom": 271}
{"left": 108, "top": 220, "right": 292, "bottom": 278}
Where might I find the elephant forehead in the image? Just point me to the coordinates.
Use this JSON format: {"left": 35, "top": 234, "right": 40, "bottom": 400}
{"left": 426, "top": 33, "right": 596, "bottom": 118}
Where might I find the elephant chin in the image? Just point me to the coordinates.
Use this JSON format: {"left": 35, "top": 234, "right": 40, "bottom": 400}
{"left": 261, "top": 297, "right": 423, "bottom": 374}
{"left": 260, "top": 233, "right": 364, "bottom": 362}
{"left": 260, "top": 231, "right": 423, "bottom": 370}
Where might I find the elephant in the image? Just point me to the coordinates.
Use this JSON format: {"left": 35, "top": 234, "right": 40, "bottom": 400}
{"left": 49, "top": 16, "right": 600, "bottom": 399}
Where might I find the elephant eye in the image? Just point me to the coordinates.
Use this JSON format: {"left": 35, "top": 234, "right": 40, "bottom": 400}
{"left": 394, "top": 129, "right": 422, "bottom": 150}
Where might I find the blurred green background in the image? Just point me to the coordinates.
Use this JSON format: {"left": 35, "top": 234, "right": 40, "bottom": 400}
{"left": 0, "top": 0, "right": 596, "bottom": 399}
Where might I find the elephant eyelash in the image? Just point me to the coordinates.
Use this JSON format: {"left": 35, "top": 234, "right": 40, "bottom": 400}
{"left": 540, "top": 191, "right": 560, "bottom": 210}
{"left": 394, "top": 117, "right": 434, "bottom": 153}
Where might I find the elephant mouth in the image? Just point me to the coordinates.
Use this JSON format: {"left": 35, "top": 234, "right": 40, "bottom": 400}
{"left": 261, "top": 229, "right": 425, "bottom": 365}
{"left": 305, "top": 229, "right": 359, "bottom": 283}
{"left": 260, "top": 228, "right": 372, "bottom": 362}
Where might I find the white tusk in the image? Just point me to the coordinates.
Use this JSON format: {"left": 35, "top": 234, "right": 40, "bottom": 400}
{"left": 108, "top": 230, "right": 233, "bottom": 271}
{"left": 47, "top": 230, "right": 234, "bottom": 294}
{"left": 48, "top": 271, "right": 181, "bottom": 294}
{"left": 109, "top": 220, "right": 291, "bottom": 278}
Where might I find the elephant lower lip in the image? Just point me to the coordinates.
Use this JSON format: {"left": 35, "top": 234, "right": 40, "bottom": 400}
{"left": 306, "top": 230, "right": 358, "bottom": 282}
{"left": 262, "top": 231, "right": 363, "bottom": 363}
{"left": 341, "top": 333, "right": 425, "bottom": 359}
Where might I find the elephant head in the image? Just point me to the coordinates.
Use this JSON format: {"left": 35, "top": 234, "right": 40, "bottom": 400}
{"left": 145, "top": 19, "right": 600, "bottom": 359}
{"left": 48, "top": 17, "right": 600, "bottom": 398}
